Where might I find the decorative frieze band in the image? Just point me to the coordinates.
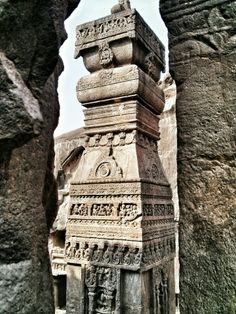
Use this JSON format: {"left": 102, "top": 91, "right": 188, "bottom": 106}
{"left": 70, "top": 202, "right": 139, "bottom": 218}
{"left": 83, "top": 130, "right": 158, "bottom": 151}
{"left": 69, "top": 202, "right": 174, "bottom": 219}
{"left": 65, "top": 237, "right": 175, "bottom": 270}
{"left": 70, "top": 182, "right": 172, "bottom": 198}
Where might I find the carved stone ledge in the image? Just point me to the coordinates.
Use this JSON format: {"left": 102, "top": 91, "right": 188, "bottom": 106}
{"left": 77, "top": 65, "right": 164, "bottom": 112}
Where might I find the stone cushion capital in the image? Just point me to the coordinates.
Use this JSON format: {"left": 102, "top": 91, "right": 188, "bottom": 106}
{"left": 75, "top": 8, "right": 165, "bottom": 80}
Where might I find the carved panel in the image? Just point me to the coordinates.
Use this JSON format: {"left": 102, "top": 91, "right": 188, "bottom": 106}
{"left": 153, "top": 267, "right": 171, "bottom": 314}
{"left": 91, "top": 155, "right": 123, "bottom": 180}
{"left": 85, "top": 266, "right": 120, "bottom": 314}
{"left": 69, "top": 202, "right": 139, "bottom": 219}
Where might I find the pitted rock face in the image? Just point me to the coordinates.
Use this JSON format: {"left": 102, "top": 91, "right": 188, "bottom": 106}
{"left": 160, "top": 1, "right": 236, "bottom": 313}
{"left": 0, "top": 1, "right": 80, "bottom": 313}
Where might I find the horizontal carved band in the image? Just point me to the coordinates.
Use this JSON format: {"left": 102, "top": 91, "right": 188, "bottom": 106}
{"left": 70, "top": 182, "right": 172, "bottom": 198}
{"left": 69, "top": 202, "right": 174, "bottom": 220}
{"left": 66, "top": 237, "right": 175, "bottom": 269}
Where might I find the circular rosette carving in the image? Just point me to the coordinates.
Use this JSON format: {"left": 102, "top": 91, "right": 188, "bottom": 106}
{"left": 96, "top": 162, "right": 112, "bottom": 178}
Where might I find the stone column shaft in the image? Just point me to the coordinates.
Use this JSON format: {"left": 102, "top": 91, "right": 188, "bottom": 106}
{"left": 160, "top": 1, "right": 236, "bottom": 313}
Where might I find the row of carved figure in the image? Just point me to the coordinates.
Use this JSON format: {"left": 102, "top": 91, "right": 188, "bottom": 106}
{"left": 65, "top": 237, "right": 175, "bottom": 267}
{"left": 70, "top": 202, "right": 138, "bottom": 217}
{"left": 70, "top": 202, "right": 174, "bottom": 217}
{"left": 83, "top": 130, "right": 158, "bottom": 150}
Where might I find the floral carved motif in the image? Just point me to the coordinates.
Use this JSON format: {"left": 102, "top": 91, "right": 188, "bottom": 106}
{"left": 96, "top": 162, "right": 112, "bottom": 178}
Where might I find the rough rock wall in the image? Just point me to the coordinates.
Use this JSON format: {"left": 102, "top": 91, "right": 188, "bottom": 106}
{"left": 160, "top": 1, "right": 236, "bottom": 313}
{"left": 0, "top": 1, "right": 80, "bottom": 313}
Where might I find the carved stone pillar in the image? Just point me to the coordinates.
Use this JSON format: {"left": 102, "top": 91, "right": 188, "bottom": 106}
{"left": 66, "top": 3, "right": 176, "bottom": 313}
{"left": 160, "top": 1, "right": 236, "bottom": 313}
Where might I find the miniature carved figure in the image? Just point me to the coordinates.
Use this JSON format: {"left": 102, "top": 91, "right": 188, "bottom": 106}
{"left": 86, "top": 266, "right": 97, "bottom": 288}
{"left": 99, "top": 43, "right": 113, "bottom": 67}
{"left": 111, "top": 0, "right": 131, "bottom": 14}
{"left": 113, "top": 247, "right": 124, "bottom": 265}
{"left": 103, "top": 246, "right": 114, "bottom": 264}
{"left": 84, "top": 246, "right": 93, "bottom": 261}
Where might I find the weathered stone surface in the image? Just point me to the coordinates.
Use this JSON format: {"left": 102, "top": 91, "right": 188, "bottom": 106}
{"left": 0, "top": 52, "right": 43, "bottom": 142}
{"left": 160, "top": 1, "right": 236, "bottom": 313}
{"left": 0, "top": 1, "right": 80, "bottom": 313}
{"left": 78, "top": 65, "right": 164, "bottom": 115}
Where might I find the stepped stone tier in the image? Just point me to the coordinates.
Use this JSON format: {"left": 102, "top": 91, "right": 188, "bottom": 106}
{"left": 65, "top": 2, "right": 176, "bottom": 314}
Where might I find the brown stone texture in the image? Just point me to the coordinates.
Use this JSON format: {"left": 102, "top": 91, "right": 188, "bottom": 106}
{"left": 160, "top": 1, "right": 236, "bottom": 313}
{"left": 0, "top": 1, "right": 80, "bottom": 313}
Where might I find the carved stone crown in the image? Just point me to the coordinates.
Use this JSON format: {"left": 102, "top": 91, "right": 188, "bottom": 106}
{"left": 75, "top": 8, "right": 165, "bottom": 80}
